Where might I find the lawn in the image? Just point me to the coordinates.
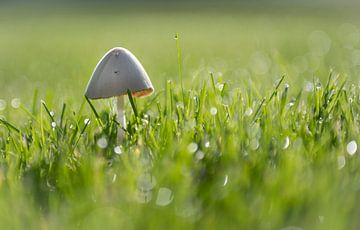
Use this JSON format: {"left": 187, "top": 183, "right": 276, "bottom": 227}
{"left": 1, "top": 3, "right": 360, "bottom": 229}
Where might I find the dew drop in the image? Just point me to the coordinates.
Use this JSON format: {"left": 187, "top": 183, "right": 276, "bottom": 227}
{"left": 97, "top": 137, "right": 108, "bottom": 149}
{"left": 250, "top": 138, "right": 259, "bottom": 150}
{"left": 204, "top": 141, "right": 210, "bottom": 148}
{"left": 114, "top": 146, "right": 122, "bottom": 155}
{"left": 156, "top": 187, "right": 173, "bottom": 206}
{"left": 216, "top": 83, "right": 224, "bottom": 91}
{"left": 337, "top": 155, "right": 346, "bottom": 170}
{"left": 210, "top": 107, "right": 218, "bottom": 116}
{"left": 195, "top": 151, "right": 205, "bottom": 160}
{"left": 11, "top": 98, "right": 20, "bottom": 109}
{"left": 50, "top": 111, "right": 55, "bottom": 117}
{"left": 84, "top": 118, "right": 91, "bottom": 125}
{"left": 51, "top": 122, "right": 56, "bottom": 128}
{"left": 0, "top": 99, "right": 6, "bottom": 111}
{"left": 245, "top": 108, "right": 253, "bottom": 116}
{"left": 141, "top": 119, "right": 149, "bottom": 126}
{"left": 176, "top": 102, "right": 184, "bottom": 110}
{"left": 283, "top": 136, "right": 290, "bottom": 149}
{"left": 223, "top": 175, "right": 228, "bottom": 186}
{"left": 347, "top": 140, "right": 357, "bottom": 155}
{"left": 112, "top": 174, "right": 117, "bottom": 183}
{"left": 187, "top": 142, "right": 198, "bottom": 153}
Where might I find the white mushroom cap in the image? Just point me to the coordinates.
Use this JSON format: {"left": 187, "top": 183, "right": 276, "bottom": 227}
{"left": 85, "top": 47, "right": 154, "bottom": 99}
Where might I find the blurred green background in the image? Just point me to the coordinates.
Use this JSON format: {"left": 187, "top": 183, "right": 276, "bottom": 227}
{"left": 1, "top": 0, "right": 360, "bottom": 108}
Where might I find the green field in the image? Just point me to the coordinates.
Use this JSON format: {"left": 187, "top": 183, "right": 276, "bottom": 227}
{"left": 1, "top": 4, "right": 360, "bottom": 229}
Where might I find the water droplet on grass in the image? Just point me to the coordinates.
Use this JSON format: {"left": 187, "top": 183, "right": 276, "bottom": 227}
{"left": 50, "top": 111, "right": 55, "bottom": 117}
{"left": 187, "top": 142, "right": 198, "bottom": 153}
{"left": 210, "top": 107, "right": 217, "bottom": 116}
{"left": 283, "top": 136, "right": 290, "bottom": 149}
{"left": 176, "top": 102, "right": 184, "bottom": 110}
{"left": 51, "top": 122, "right": 56, "bottom": 128}
{"left": 216, "top": 83, "right": 224, "bottom": 91}
{"left": 11, "top": 98, "right": 20, "bottom": 109}
{"left": 204, "top": 141, "right": 210, "bottom": 148}
{"left": 84, "top": 118, "right": 90, "bottom": 125}
{"left": 195, "top": 151, "right": 205, "bottom": 160}
{"left": 141, "top": 119, "right": 149, "bottom": 126}
{"left": 347, "top": 140, "right": 357, "bottom": 155}
{"left": 114, "top": 146, "right": 122, "bottom": 155}
{"left": 245, "top": 108, "right": 253, "bottom": 116}
{"left": 0, "top": 100, "right": 6, "bottom": 111}
{"left": 156, "top": 187, "right": 173, "bottom": 206}
{"left": 315, "top": 82, "right": 322, "bottom": 91}
{"left": 337, "top": 155, "right": 346, "bottom": 170}
{"left": 250, "top": 138, "right": 259, "bottom": 150}
{"left": 223, "top": 175, "right": 228, "bottom": 186}
{"left": 97, "top": 137, "right": 108, "bottom": 149}
{"left": 112, "top": 174, "right": 117, "bottom": 183}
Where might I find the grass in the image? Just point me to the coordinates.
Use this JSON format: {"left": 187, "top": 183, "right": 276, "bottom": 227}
{"left": 1, "top": 4, "right": 360, "bottom": 229}
{"left": 1, "top": 72, "right": 359, "bottom": 229}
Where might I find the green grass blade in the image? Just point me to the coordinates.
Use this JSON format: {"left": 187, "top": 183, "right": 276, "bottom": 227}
{"left": 127, "top": 89, "right": 138, "bottom": 118}
{"left": 0, "top": 118, "right": 20, "bottom": 133}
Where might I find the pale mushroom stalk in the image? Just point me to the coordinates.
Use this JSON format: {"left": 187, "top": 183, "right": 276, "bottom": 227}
{"left": 85, "top": 47, "right": 154, "bottom": 144}
{"left": 117, "top": 96, "right": 126, "bottom": 142}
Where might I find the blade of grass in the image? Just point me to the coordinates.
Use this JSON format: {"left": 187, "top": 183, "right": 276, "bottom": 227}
{"left": 252, "top": 98, "right": 266, "bottom": 122}
{"left": 60, "top": 103, "right": 66, "bottom": 129}
{"left": 175, "top": 32, "right": 185, "bottom": 106}
{"left": 73, "top": 119, "right": 91, "bottom": 148}
{"left": 85, "top": 96, "right": 104, "bottom": 128}
{"left": 41, "top": 100, "right": 55, "bottom": 123}
{"left": 0, "top": 118, "right": 20, "bottom": 133}
{"left": 127, "top": 89, "right": 138, "bottom": 118}
{"left": 31, "top": 89, "right": 39, "bottom": 115}
{"left": 210, "top": 72, "right": 216, "bottom": 93}
{"left": 268, "top": 75, "right": 285, "bottom": 103}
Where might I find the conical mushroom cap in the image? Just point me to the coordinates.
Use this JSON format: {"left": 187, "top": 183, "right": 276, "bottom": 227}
{"left": 85, "top": 47, "right": 154, "bottom": 99}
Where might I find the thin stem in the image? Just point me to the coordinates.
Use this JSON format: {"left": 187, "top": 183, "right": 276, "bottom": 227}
{"left": 117, "top": 96, "right": 126, "bottom": 143}
{"left": 175, "top": 33, "right": 185, "bottom": 104}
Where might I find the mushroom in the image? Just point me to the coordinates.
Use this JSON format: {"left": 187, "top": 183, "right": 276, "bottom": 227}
{"left": 85, "top": 47, "right": 154, "bottom": 142}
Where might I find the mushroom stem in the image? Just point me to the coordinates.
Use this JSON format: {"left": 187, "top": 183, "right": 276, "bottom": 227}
{"left": 117, "top": 96, "right": 126, "bottom": 143}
